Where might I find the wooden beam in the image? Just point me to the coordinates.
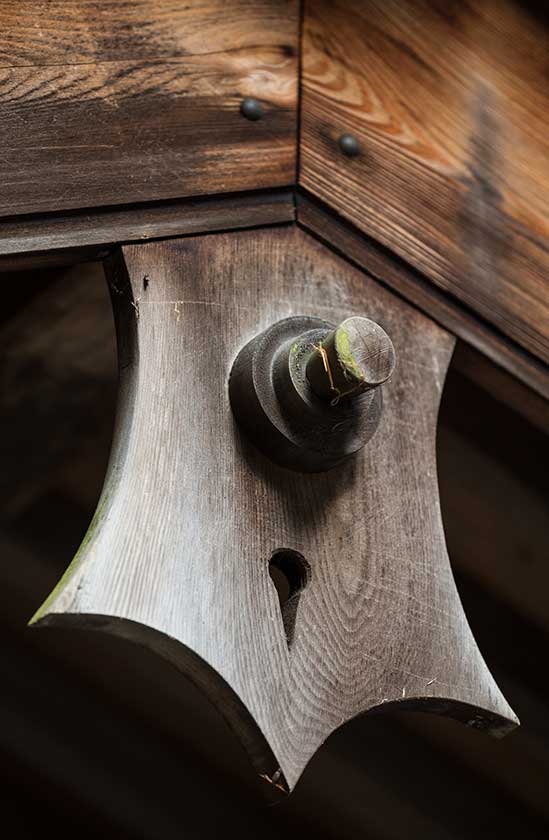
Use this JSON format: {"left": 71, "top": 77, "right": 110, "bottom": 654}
{"left": 297, "top": 192, "right": 549, "bottom": 400}
{"left": 0, "top": 190, "right": 295, "bottom": 269}
{"left": 0, "top": 246, "right": 545, "bottom": 833}
{"left": 300, "top": 0, "right": 549, "bottom": 364}
{"left": 0, "top": 1, "right": 298, "bottom": 216}
{"left": 439, "top": 371, "right": 549, "bottom": 634}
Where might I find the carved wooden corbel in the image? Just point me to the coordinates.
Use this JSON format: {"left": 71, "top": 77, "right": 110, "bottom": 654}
{"left": 31, "top": 225, "right": 518, "bottom": 794}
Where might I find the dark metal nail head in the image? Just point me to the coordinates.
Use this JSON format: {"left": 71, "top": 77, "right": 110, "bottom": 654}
{"left": 240, "top": 98, "right": 264, "bottom": 121}
{"left": 338, "top": 133, "right": 360, "bottom": 157}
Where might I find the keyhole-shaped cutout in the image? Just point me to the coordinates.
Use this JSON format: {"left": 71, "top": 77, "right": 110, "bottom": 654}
{"left": 269, "top": 549, "right": 311, "bottom": 647}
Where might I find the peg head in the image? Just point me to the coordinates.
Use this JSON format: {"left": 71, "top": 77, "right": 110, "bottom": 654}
{"left": 229, "top": 314, "right": 396, "bottom": 472}
{"left": 306, "top": 316, "right": 396, "bottom": 404}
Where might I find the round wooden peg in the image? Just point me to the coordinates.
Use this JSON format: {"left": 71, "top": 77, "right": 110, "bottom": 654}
{"left": 306, "top": 316, "right": 396, "bottom": 403}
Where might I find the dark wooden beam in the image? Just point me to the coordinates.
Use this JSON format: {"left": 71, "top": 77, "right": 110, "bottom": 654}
{"left": 297, "top": 191, "right": 549, "bottom": 400}
{"left": 0, "top": 190, "right": 295, "bottom": 270}
{"left": 451, "top": 342, "right": 549, "bottom": 435}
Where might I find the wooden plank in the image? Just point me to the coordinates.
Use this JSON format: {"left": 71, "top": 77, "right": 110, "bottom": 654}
{"left": 0, "top": 0, "right": 292, "bottom": 66}
{"left": 297, "top": 193, "right": 549, "bottom": 400}
{"left": 31, "top": 226, "right": 516, "bottom": 792}
{"left": 0, "top": 247, "right": 110, "bottom": 273}
{"left": 4, "top": 262, "right": 546, "bottom": 650}
{"left": 0, "top": 1, "right": 298, "bottom": 216}
{"left": 300, "top": 0, "right": 549, "bottom": 364}
{"left": 0, "top": 190, "right": 295, "bottom": 265}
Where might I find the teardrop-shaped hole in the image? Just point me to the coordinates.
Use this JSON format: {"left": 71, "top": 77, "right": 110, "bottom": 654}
{"left": 269, "top": 549, "right": 311, "bottom": 647}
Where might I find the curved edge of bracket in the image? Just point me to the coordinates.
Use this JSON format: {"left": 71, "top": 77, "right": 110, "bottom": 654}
{"left": 362, "top": 696, "right": 518, "bottom": 737}
{"left": 30, "top": 611, "right": 290, "bottom": 798}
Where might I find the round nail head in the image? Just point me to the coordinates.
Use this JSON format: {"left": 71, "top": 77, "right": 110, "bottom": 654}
{"left": 338, "top": 133, "right": 360, "bottom": 157}
{"left": 240, "top": 97, "right": 264, "bottom": 121}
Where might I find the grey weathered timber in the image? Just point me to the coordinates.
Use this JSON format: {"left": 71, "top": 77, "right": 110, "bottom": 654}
{"left": 31, "top": 226, "right": 517, "bottom": 792}
{"left": 0, "top": 191, "right": 295, "bottom": 262}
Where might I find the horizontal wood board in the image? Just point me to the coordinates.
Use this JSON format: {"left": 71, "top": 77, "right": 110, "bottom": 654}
{"left": 300, "top": 0, "right": 549, "bottom": 364}
{"left": 297, "top": 194, "right": 549, "bottom": 400}
{"left": 0, "top": 1, "right": 298, "bottom": 216}
{"left": 0, "top": 190, "right": 295, "bottom": 260}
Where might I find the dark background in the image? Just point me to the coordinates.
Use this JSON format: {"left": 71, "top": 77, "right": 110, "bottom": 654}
{"left": 1, "top": 262, "right": 548, "bottom": 839}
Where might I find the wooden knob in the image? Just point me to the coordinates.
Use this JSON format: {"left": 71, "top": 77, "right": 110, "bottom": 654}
{"left": 306, "top": 316, "right": 396, "bottom": 403}
{"left": 229, "top": 315, "right": 388, "bottom": 472}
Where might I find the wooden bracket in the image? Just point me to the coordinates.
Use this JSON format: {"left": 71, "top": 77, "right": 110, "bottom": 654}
{"left": 30, "top": 226, "right": 517, "bottom": 794}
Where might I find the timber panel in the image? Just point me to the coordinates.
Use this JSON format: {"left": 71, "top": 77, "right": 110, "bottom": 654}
{"left": 0, "top": 1, "right": 298, "bottom": 216}
{"left": 300, "top": 0, "right": 549, "bottom": 363}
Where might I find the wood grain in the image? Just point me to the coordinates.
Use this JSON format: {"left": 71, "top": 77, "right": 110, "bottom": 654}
{"left": 0, "top": 1, "right": 298, "bottom": 216}
{"left": 0, "top": 265, "right": 542, "bottom": 833}
{"left": 0, "top": 190, "right": 295, "bottom": 264}
{"left": 298, "top": 193, "right": 549, "bottom": 400}
{"left": 300, "top": 0, "right": 549, "bottom": 363}
{"left": 31, "top": 226, "right": 517, "bottom": 791}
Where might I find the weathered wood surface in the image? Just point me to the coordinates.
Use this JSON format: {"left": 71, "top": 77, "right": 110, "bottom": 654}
{"left": 0, "top": 1, "right": 298, "bottom": 217}
{"left": 31, "top": 226, "right": 516, "bottom": 791}
{"left": 1, "top": 261, "right": 544, "bottom": 836}
{"left": 300, "top": 0, "right": 549, "bottom": 364}
{"left": 298, "top": 194, "right": 549, "bottom": 401}
{"left": 0, "top": 190, "right": 294, "bottom": 263}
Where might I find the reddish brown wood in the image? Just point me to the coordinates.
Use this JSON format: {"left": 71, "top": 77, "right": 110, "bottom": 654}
{"left": 300, "top": 0, "right": 549, "bottom": 364}
{"left": 297, "top": 193, "right": 549, "bottom": 401}
{"left": 0, "top": 1, "right": 298, "bottom": 216}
